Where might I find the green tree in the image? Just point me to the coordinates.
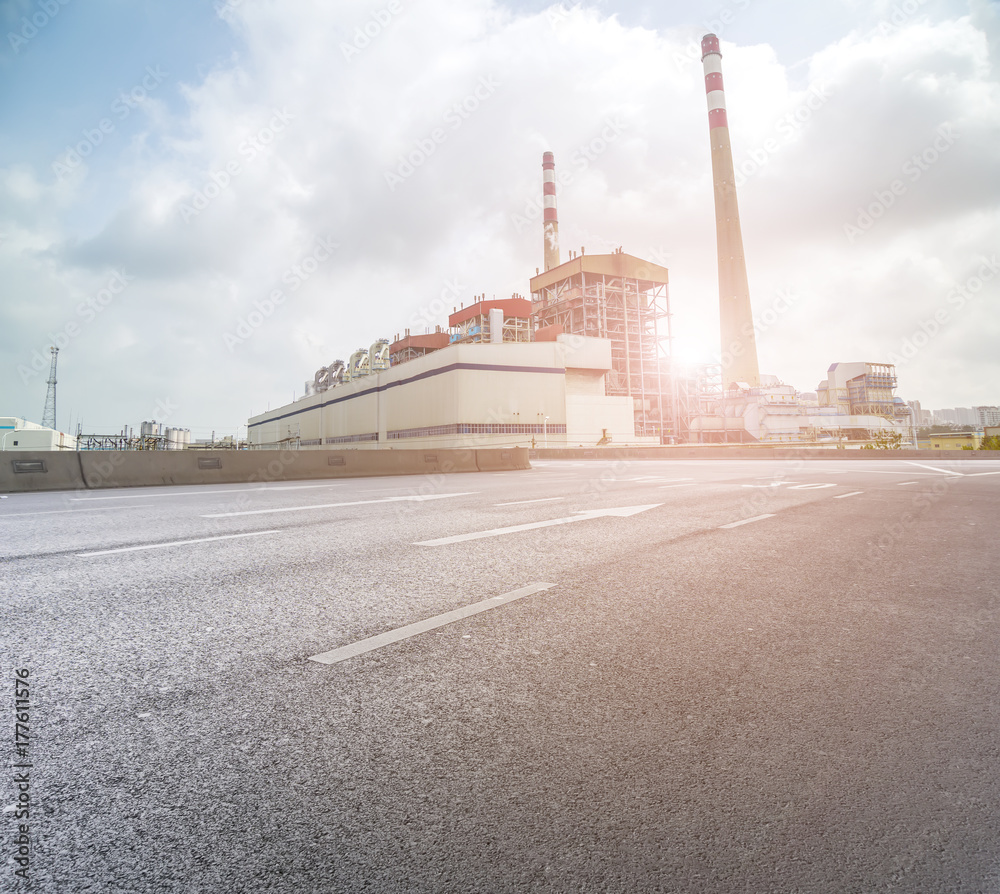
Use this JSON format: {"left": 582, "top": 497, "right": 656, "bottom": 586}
{"left": 863, "top": 430, "right": 904, "bottom": 450}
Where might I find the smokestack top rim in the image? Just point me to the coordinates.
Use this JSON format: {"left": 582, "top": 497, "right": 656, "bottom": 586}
{"left": 701, "top": 33, "right": 721, "bottom": 60}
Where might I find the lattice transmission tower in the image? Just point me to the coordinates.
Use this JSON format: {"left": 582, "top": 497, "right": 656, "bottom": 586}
{"left": 42, "top": 347, "right": 58, "bottom": 430}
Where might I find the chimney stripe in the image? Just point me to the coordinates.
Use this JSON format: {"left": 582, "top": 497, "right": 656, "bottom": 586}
{"left": 542, "top": 152, "right": 560, "bottom": 271}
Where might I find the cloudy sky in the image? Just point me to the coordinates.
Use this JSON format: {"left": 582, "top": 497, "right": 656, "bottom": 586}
{"left": 1, "top": 0, "right": 997, "bottom": 438}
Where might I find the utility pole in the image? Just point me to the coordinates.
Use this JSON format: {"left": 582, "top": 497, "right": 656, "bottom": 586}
{"left": 42, "top": 347, "right": 58, "bottom": 430}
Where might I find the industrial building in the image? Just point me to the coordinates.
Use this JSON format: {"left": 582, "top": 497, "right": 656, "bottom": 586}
{"left": 686, "top": 364, "right": 914, "bottom": 444}
{"left": 917, "top": 431, "right": 981, "bottom": 451}
{"left": 529, "top": 250, "right": 674, "bottom": 440}
{"left": 248, "top": 336, "right": 638, "bottom": 449}
{"left": 0, "top": 417, "right": 77, "bottom": 451}
{"left": 248, "top": 33, "right": 920, "bottom": 451}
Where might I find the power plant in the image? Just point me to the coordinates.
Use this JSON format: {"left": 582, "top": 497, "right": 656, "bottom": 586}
{"left": 247, "top": 34, "right": 915, "bottom": 450}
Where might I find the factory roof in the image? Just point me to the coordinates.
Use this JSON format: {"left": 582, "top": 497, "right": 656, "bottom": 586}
{"left": 448, "top": 297, "right": 532, "bottom": 328}
{"left": 529, "top": 251, "right": 670, "bottom": 292}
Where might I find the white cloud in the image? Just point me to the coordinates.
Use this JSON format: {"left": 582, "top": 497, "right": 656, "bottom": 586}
{"left": 1, "top": 0, "right": 998, "bottom": 435}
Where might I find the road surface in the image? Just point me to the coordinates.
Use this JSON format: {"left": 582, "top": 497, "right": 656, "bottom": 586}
{"left": 3, "top": 457, "right": 999, "bottom": 892}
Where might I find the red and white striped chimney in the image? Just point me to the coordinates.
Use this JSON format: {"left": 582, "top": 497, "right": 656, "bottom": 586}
{"left": 701, "top": 33, "right": 760, "bottom": 386}
{"left": 542, "top": 151, "right": 560, "bottom": 272}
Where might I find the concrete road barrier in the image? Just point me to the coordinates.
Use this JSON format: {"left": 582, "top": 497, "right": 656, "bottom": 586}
{"left": 0, "top": 451, "right": 88, "bottom": 493}
{"left": 475, "top": 447, "right": 530, "bottom": 472}
{"left": 1, "top": 448, "right": 527, "bottom": 493}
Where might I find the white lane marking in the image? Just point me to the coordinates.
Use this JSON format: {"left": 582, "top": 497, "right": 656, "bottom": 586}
{"left": 203, "top": 492, "right": 476, "bottom": 518}
{"left": 496, "top": 497, "right": 565, "bottom": 506}
{"left": 789, "top": 483, "right": 838, "bottom": 490}
{"left": 965, "top": 471, "right": 1000, "bottom": 477}
{"left": 904, "top": 461, "right": 964, "bottom": 477}
{"left": 821, "top": 469, "right": 938, "bottom": 476}
{"left": 308, "top": 582, "right": 557, "bottom": 665}
{"left": 720, "top": 514, "right": 775, "bottom": 529}
{"left": 834, "top": 491, "right": 864, "bottom": 499}
{"left": 76, "top": 530, "right": 280, "bottom": 558}
{"left": 897, "top": 481, "right": 918, "bottom": 486}
{"left": 624, "top": 476, "right": 677, "bottom": 482}
{"left": 0, "top": 506, "right": 156, "bottom": 518}
{"left": 416, "top": 504, "right": 662, "bottom": 546}
{"left": 659, "top": 483, "right": 698, "bottom": 489}
{"left": 69, "top": 483, "right": 348, "bottom": 502}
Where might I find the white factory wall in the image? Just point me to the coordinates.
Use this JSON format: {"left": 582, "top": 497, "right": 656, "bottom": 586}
{"left": 249, "top": 337, "right": 646, "bottom": 450}
{"left": 565, "top": 395, "right": 636, "bottom": 445}
{"left": 0, "top": 417, "right": 77, "bottom": 451}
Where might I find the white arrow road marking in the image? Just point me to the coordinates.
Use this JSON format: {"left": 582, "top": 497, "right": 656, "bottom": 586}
{"left": 308, "top": 582, "right": 557, "bottom": 665}
{"left": 76, "top": 530, "right": 281, "bottom": 557}
{"left": 415, "top": 504, "right": 662, "bottom": 546}
{"left": 904, "top": 461, "right": 964, "bottom": 476}
{"left": 202, "top": 492, "right": 476, "bottom": 518}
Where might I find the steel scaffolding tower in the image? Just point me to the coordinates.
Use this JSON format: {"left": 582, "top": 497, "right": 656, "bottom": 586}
{"left": 42, "top": 347, "right": 58, "bottom": 430}
{"left": 529, "top": 250, "right": 676, "bottom": 440}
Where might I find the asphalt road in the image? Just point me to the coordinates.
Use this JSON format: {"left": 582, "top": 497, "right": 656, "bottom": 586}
{"left": 3, "top": 457, "right": 1000, "bottom": 893}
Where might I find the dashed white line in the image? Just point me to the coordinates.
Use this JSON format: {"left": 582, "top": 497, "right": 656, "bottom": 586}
{"left": 659, "top": 483, "right": 698, "bottom": 489}
{"left": 203, "top": 492, "right": 476, "bottom": 518}
{"left": 70, "top": 483, "right": 347, "bottom": 501}
{"left": 897, "top": 481, "right": 918, "bottom": 486}
{"left": 719, "top": 514, "right": 775, "bottom": 529}
{"left": 308, "top": 582, "right": 557, "bottom": 665}
{"left": 834, "top": 491, "right": 864, "bottom": 499}
{"left": 76, "top": 530, "right": 281, "bottom": 558}
{"left": 0, "top": 506, "right": 156, "bottom": 518}
{"left": 495, "top": 497, "right": 564, "bottom": 506}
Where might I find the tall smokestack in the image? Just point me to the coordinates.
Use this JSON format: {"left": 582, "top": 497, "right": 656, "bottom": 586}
{"left": 542, "top": 151, "right": 560, "bottom": 272}
{"left": 701, "top": 34, "right": 760, "bottom": 386}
